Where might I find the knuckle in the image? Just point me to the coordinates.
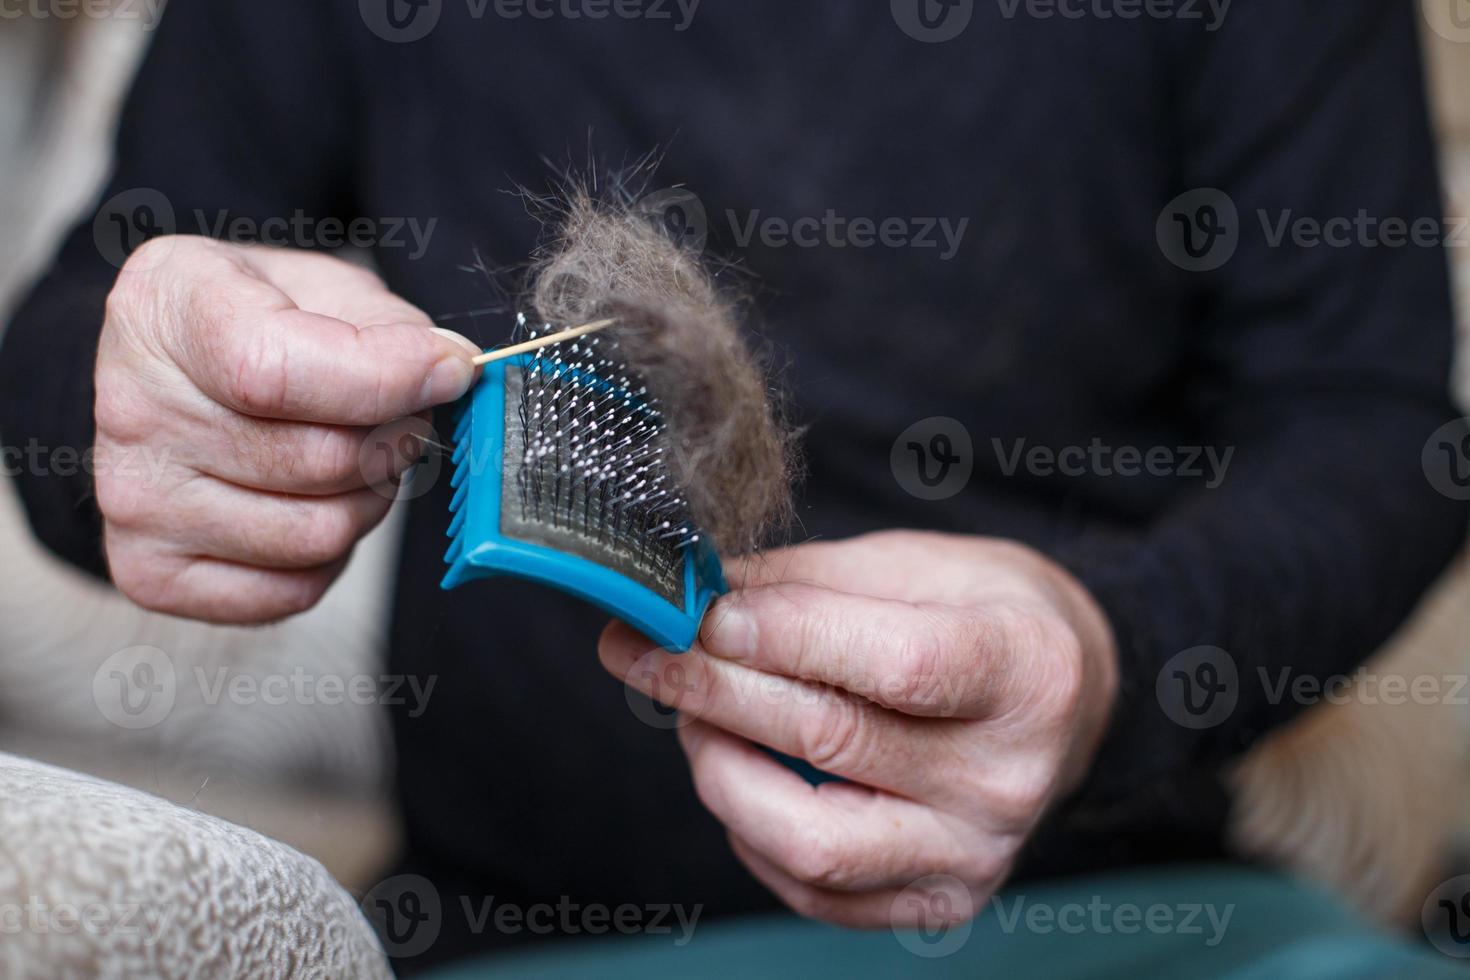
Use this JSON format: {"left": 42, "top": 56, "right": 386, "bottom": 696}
{"left": 124, "top": 234, "right": 186, "bottom": 271}
{"left": 959, "top": 849, "right": 1009, "bottom": 888}
{"left": 889, "top": 621, "right": 949, "bottom": 708}
{"left": 103, "top": 267, "right": 147, "bottom": 321}
{"left": 105, "top": 538, "right": 178, "bottom": 613}
{"left": 224, "top": 323, "right": 291, "bottom": 416}
{"left": 317, "top": 428, "right": 367, "bottom": 487}
{"left": 94, "top": 465, "right": 152, "bottom": 530}
{"left": 800, "top": 698, "right": 868, "bottom": 775}
{"left": 284, "top": 504, "right": 359, "bottom": 567}
{"left": 1026, "top": 613, "right": 1086, "bottom": 724}
{"left": 93, "top": 376, "right": 154, "bottom": 444}
{"left": 280, "top": 426, "right": 361, "bottom": 491}
{"left": 986, "top": 766, "right": 1054, "bottom": 827}
{"left": 782, "top": 883, "right": 836, "bottom": 921}
{"left": 270, "top": 573, "right": 332, "bottom": 619}
{"left": 785, "top": 826, "right": 855, "bottom": 889}
{"left": 687, "top": 747, "right": 732, "bottom": 818}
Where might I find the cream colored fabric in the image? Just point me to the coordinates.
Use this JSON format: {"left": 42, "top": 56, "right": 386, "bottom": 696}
{"left": 1227, "top": 137, "right": 1470, "bottom": 925}
{"left": 0, "top": 753, "right": 391, "bottom": 980}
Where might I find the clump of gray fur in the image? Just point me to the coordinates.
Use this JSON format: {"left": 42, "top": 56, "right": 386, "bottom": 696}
{"left": 527, "top": 189, "right": 796, "bottom": 555}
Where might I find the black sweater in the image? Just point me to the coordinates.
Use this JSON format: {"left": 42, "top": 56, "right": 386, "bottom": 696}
{"left": 1, "top": 0, "right": 1465, "bottom": 970}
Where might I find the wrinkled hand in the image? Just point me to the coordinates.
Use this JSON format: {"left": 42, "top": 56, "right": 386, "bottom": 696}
{"left": 599, "top": 530, "right": 1117, "bottom": 928}
{"left": 95, "top": 236, "right": 480, "bottom": 623}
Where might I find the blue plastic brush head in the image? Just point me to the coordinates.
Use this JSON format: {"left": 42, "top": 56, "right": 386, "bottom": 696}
{"left": 441, "top": 316, "right": 727, "bottom": 651}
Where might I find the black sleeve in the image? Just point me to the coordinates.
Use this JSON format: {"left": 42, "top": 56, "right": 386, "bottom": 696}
{"left": 0, "top": 0, "right": 356, "bottom": 580}
{"left": 1056, "top": 2, "right": 1468, "bottom": 804}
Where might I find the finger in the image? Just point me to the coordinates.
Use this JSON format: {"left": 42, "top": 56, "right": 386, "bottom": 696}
{"left": 170, "top": 478, "right": 392, "bottom": 570}
{"left": 602, "top": 621, "right": 946, "bottom": 795}
{"left": 187, "top": 411, "right": 432, "bottom": 496}
{"left": 729, "top": 835, "right": 982, "bottom": 932}
{"left": 169, "top": 258, "right": 479, "bottom": 424}
{"left": 105, "top": 530, "right": 346, "bottom": 625}
{"left": 725, "top": 532, "right": 975, "bottom": 601}
{"left": 186, "top": 307, "right": 478, "bottom": 424}
{"left": 677, "top": 721, "right": 992, "bottom": 893}
{"left": 728, "top": 835, "right": 901, "bottom": 929}
{"left": 699, "top": 582, "right": 1010, "bottom": 719}
{"left": 724, "top": 539, "right": 891, "bottom": 593}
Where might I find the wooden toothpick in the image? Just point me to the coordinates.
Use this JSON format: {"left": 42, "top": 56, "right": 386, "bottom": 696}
{"left": 471, "top": 318, "right": 617, "bottom": 366}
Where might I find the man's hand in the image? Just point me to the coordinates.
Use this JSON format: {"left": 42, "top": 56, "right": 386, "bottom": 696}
{"left": 94, "top": 236, "right": 480, "bottom": 624}
{"left": 599, "top": 530, "right": 1117, "bottom": 929}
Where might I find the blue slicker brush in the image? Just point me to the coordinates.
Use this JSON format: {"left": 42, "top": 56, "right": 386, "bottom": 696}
{"left": 442, "top": 315, "right": 728, "bottom": 652}
{"left": 441, "top": 313, "right": 835, "bottom": 784}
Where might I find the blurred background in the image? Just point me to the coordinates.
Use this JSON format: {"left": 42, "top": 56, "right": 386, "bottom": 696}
{"left": 0, "top": 1, "right": 1468, "bottom": 935}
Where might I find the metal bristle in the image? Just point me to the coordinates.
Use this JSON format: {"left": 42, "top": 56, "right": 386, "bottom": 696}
{"left": 510, "top": 315, "right": 696, "bottom": 597}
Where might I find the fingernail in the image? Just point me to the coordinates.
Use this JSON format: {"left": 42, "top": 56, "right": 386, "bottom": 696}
{"left": 422, "top": 359, "right": 474, "bottom": 405}
{"left": 429, "top": 327, "right": 484, "bottom": 357}
{"left": 420, "top": 328, "right": 480, "bottom": 405}
{"left": 705, "top": 603, "right": 757, "bottom": 660}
